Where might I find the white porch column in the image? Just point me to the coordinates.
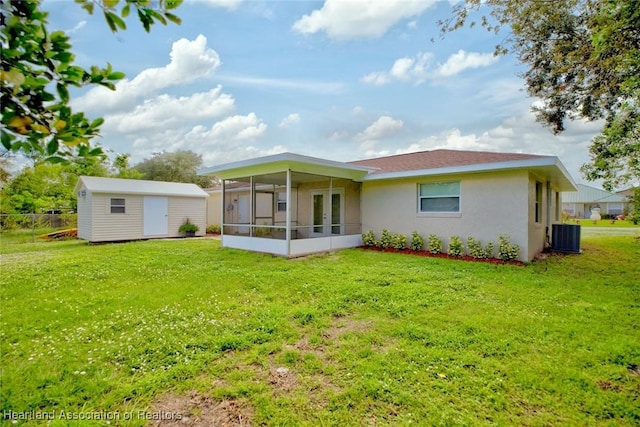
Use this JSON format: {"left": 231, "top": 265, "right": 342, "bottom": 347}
{"left": 221, "top": 179, "right": 226, "bottom": 243}
{"left": 286, "top": 169, "right": 292, "bottom": 256}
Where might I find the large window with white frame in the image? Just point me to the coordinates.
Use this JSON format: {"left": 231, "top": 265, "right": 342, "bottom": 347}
{"left": 418, "top": 182, "right": 460, "bottom": 213}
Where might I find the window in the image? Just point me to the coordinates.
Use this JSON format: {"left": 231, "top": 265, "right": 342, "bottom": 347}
{"left": 110, "top": 198, "right": 126, "bottom": 214}
{"left": 419, "top": 182, "right": 460, "bottom": 213}
{"left": 608, "top": 203, "right": 623, "bottom": 215}
{"left": 535, "top": 182, "right": 542, "bottom": 223}
{"left": 276, "top": 192, "right": 286, "bottom": 212}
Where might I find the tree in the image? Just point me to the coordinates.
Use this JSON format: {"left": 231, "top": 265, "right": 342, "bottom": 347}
{"left": 112, "top": 153, "right": 144, "bottom": 179}
{"left": 1, "top": 0, "right": 182, "bottom": 162}
{"left": 439, "top": 0, "right": 639, "bottom": 190}
{"left": 133, "top": 150, "right": 213, "bottom": 188}
{"left": 1, "top": 156, "right": 109, "bottom": 214}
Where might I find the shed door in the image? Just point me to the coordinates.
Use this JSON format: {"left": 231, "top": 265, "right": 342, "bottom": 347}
{"left": 143, "top": 196, "right": 168, "bottom": 236}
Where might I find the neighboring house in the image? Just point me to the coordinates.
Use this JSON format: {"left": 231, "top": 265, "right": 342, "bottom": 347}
{"left": 75, "top": 176, "right": 208, "bottom": 242}
{"left": 561, "top": 184, "right": 629, "bottom": 219}
{"left": 200, "top": 149, "right": 577, "bottom": 261}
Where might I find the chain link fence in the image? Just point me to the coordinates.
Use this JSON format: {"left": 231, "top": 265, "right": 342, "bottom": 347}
{"left": 0, "top": 213, "right": 78, "bottom": 244}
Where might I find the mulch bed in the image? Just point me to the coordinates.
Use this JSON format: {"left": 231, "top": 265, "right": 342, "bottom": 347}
{"left": 359, "top": 245, "right": 526, "bottom": 266}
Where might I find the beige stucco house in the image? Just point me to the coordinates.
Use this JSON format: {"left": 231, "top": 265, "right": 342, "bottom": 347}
{"left": 75, "top": 176, "right": 208, "bottom": 242}
{"left": 200, "top": 149, "right": 577, "bottom": 261}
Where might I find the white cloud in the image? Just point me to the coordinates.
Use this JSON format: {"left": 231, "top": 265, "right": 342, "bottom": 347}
{"left": 218, "top": 74, "right": 344, "bottom": 94}
{"left": 380, "top": 106, "right": 603, "bottom": 184}
{"left": 292, "top": 0, "right": 437, "bottom": 40}
{"left": 103, "top": 86, "right": 235, "bottom": 134}
{"left": 193, "top": 113, "right": 267, "bottom": 144}
{"left": 190, "top": 0, "right": 242, "bottom": 10}
{"left": 66, "top": 20, "right": 86, "bottom": 34}
{"left": 434, "top": 50, "right": 499, "bottom": 78}
{"left": 355, "top": 116, "right": 404, "bottom": 149}
{"left": 362, "top": 50, "right": 496, "bottom": 86}
{"left": 279, "top": 113, "right": 301, "bottom": 128}
{"left": 73, "top": 35, "right": 221, "bottom": 113}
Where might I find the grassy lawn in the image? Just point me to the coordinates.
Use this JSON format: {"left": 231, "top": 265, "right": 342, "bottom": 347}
{"left": 565, "top": 219, "right": 639, "bottom": 228}
{"left": 1, "top": 235, "right": 638, "bottom": 426}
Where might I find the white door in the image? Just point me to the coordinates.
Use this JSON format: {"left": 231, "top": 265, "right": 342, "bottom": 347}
{"left": 143, "top": 197, "right": 168, "bottom": 236}
{"left": 310, "top": 189, "right": 344, "bottom": 237}
{"left": 238, "top": 194, "right": 250, "bottom": 234}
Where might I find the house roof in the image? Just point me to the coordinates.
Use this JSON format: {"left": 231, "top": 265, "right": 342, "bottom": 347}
{"left": 350, "top": 149, "right": 544, "bottom": 173}
{"left": 200, "top": 149, "right": 577, "bottom": 191}
{"left": 74, "top": 176, "right": 209, "bottom": 198}
{"left": 199, "top": 152, "right": 375, "bottom": 182}
{"left": 562, "top": 184, "right": 628, "bottom": 204}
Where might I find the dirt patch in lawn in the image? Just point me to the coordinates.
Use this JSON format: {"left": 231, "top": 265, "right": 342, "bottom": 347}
{"left": 323, "top": 317, "right": 372, "bottom": 341}
{"left": 148, "top": 391, "right": 253, "bottom": 427}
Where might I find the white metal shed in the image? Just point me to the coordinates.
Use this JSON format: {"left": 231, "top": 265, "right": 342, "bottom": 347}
{"left": 74, "top": 176, "right": 208, "bottom": 242}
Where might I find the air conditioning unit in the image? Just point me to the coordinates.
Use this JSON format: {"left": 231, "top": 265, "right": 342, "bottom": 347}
{"left": 552, "top": 224, "right": 581, "bottom": 253}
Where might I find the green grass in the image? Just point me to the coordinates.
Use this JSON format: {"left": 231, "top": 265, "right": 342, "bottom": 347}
{"left": 565, "top": 219, "right": 639, "bottom": 228}
{"left": 1, "top": 236, "right": 639, "bottom": 426}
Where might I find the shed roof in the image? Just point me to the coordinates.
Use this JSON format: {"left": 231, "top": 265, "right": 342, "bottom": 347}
{"left": 561, "top": 184, "right": 627, "bottom": 203}
{"left": 75, "top": 176, "right": 209, "bottom": 198}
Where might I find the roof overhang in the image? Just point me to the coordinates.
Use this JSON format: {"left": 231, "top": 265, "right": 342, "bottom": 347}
{"left": 361, "top": 156, "right": 578, "bottom": 191}
{"left": 198, "top": 152, "right": 375, "bottom": 182}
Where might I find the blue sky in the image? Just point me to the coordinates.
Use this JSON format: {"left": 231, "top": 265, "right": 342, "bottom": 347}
{"left": 45, "top": 0, "right": 603, "bottom": 184}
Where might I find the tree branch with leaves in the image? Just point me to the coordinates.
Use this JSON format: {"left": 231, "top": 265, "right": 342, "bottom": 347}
{"left": 0, "top": 0, "right": 182, "bottom": 162}
{"left": 439, "top": 0, "right": 639, "bottom": 190}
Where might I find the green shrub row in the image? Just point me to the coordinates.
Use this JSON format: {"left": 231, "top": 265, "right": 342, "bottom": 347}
{"left": 362, "top": 230, "right": 520, "bottom": 261}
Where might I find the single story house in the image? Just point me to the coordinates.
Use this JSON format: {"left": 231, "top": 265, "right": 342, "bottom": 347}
{"left": 199, "top": 149, "right": 577, "bottom": 261}
{"left": 75, "top": 176, "right": 208, "bottom": 242}
{"left": 561, "top": 184, "right": 629, "bottom": 219}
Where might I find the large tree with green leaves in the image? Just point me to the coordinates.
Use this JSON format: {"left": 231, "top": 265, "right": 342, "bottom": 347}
{"left": 132, "top": 150, "right": 214, "bottom": 188}
{"left": 1, "top": 0, "right": 182, "bottom": 162}
{"left": 1, "top": 156, "right": 109, "bottom": 214}
{"left": 440, "top": 0, "right": 639, "bottom": 190}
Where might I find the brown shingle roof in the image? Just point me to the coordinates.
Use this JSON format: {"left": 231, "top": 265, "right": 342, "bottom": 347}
{"left": 349, "top": 149, "right": 546, "bottom": 174}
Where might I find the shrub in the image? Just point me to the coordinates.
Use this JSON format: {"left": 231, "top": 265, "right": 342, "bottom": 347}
{"left": 410, "top": 231, "right": 424, "bottom": 251}
{"left": 361, "top": 230, "right": 376, "bottom": 247}
{"left": 178, "top": 218, "right": 199, "bottom": 233}
{"left": 427, "top": 234, "right": 442, "bottom": 254}
{"left": 206, "top": 224, "right": 221, "bottom": 234}
{"left": 378, "top": 229, "right": 393, "bottom": 249}
{"left": 466, "top": 237, "right": 495, "bottom": 259}
{"left": 467, "top": 237, "right": 484, "bottom": 258}
{"left": 391, "top": 233, "right": 407, "bottom": 250}
{"left": 448, "top": 235, "right": 464, "bottom": 256}
{"left": 484, "top": 241, "right": 495, "bottom": 259}
{"left": 498, "top": 235, "right": 520, "bottom": 261}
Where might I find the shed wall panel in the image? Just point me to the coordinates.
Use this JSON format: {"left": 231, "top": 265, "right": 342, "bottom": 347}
{"left": 169, "top": 197, "right": 207, "bottom": 237}
{"left": 90, "top": 194, "right": 144, "bottom": 241}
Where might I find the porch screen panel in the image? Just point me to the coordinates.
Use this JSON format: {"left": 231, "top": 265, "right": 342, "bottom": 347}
{"left": 313, "top": 194, "right": 324, "bottom": 233}
{"left": 331, "top": 193, "right": 341, "bottom": 234}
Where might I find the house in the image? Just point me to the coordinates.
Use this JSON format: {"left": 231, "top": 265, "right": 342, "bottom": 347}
{"left": 74, "top": 176, "right": 208, "bottom": 242}
{"left": 561, "top": 184, "right": 629, "bottom": 219}
{"left": 199, "top": 149, "right": 577, "bottom": 261}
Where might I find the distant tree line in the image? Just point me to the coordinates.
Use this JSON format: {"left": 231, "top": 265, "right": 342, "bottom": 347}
{"left": 0, "top": 150, "right": 214, "bottom": 214}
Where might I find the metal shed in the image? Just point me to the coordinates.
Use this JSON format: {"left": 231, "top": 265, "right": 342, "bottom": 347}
{"left": 74, "top": 176, "right": 208, "bottom": 242}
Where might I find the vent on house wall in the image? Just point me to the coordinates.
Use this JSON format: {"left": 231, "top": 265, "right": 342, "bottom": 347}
{"left": 552, "top": 224, "right": 581, "bottom": 253}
